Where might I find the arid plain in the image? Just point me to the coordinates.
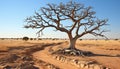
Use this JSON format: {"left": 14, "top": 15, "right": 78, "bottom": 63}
{"left": 0, "top": 39, "right": 120, "bottom": 69}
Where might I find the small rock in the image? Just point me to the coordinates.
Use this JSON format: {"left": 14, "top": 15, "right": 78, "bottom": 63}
{"left": 47, "top": 64, "right": 53, "bottom": 69}
{"left": 60, "top": 56, "right": 66, "bottom": 62}
{"left": 77, "top": 60, "right": 86, "bottom": 67}
{"left": 80, "top": 63, "right": 86, "bottom": 68}
{"left": 59, "top": 56, "right": 63, "bottom": 61}
{"left": 53, "top": 55, "right": 58, "bottom": 59}
{"left": 56, "top": 56, "right": 60, "bottom": 60}
{"left": 88, "top": 64, "right": 94, "bottom": 69}
{"left": 71, "top": 59, "right": 78, "bottom": 66}
{"left": 94, "top": 64, "right": 101, "bottom": 69}
{"left": 84, "top": 64, "right": 89, "bottom": 69}
{"left": 47, "top": 64, "right": 58, "bottom": 69}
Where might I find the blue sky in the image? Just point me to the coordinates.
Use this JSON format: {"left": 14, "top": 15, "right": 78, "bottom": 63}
{"left": 0, "top": 0, "right": 120, "bottom": 39}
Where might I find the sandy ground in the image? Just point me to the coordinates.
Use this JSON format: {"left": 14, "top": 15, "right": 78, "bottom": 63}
{"left": 0, "top": 39, "right": 120, "bottom": 69}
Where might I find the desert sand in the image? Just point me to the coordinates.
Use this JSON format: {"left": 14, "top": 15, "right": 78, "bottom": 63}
{"left": 0, "top": 39, "right": 120, "bottom": 69}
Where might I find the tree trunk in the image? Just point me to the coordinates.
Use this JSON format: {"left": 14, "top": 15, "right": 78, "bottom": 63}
{"left": 67, "top": 32, "right": 77, "bottom": 50}
{"left": 69, "top": 38, "right": 77, "bottom": 49}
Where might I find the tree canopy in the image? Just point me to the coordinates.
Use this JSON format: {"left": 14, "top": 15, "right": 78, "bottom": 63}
{"left": 25, "top": 1, "right": 108, "bottom": 39}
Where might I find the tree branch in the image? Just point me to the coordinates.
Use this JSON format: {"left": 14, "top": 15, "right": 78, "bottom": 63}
{"left": 75, "top": 19, "right": 108, "bottom": 39}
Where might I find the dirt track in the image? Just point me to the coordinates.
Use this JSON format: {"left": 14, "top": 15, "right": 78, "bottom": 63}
{"left": 33, "top": 45, "right": 78, "bottom": 69}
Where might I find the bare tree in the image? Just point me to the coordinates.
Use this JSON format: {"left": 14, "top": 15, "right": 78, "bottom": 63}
{"left": 24, "top": 1, "right": 108, "bottom": 55}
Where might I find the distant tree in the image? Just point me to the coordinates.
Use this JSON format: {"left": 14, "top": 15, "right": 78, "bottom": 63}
{"left": 38, "top": 38, "right": 42, "bottom": 40}
{"left": 79, "top": 39, "right": 82, "bottom": 41}
{"left": 1, "top": 38, "right": 4, "bottom": 40}
{"left": 114, "top": 39, "right": 119, "bottom": 41}
{"left": 24, "top": 1, "right": 108, "bottom": 56}
{"left": 33, "top": 38, "right": 36, "bottom": 40}
{"left": 30, "top": 38, "right": 33, "bottom": 40}
{"left": 23, "top": 37, "right": 29, "bottom": 41}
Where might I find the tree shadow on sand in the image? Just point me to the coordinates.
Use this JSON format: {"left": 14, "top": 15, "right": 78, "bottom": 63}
{"left": 7, "top": 42, "right": 63, "bottom": 55}
{"left": 91, "top": 53, "right": 120, "bottom": 57}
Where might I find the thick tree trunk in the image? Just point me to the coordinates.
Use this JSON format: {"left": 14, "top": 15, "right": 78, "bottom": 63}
{"left": 69, "top": 38, "right": 77, "bottom": 49}
{"left": 67, "top": 32, "right": 77, "bottom": 49}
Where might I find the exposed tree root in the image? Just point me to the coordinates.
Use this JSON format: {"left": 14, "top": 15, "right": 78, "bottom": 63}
{"left": 52, "top": 48, "right": 94, "bottom": 56}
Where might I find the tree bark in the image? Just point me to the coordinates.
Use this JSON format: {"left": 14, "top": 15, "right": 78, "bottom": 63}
{"left": 67, "top": 32, "right": 77, "bottom": 49}
{"left": 69, "top": 39, "right": 77, "bottom": 49}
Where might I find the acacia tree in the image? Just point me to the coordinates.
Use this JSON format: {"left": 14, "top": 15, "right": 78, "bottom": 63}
{"left": 24, "top": 1, "right": 108, "bottom": 54}
{"left": 23, "top": 36, "right": 29, "bottom": 41}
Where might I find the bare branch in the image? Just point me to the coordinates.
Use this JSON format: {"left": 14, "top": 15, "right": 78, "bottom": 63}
{"left": 75, "top": 19, "right": 108, "bottom": 39}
